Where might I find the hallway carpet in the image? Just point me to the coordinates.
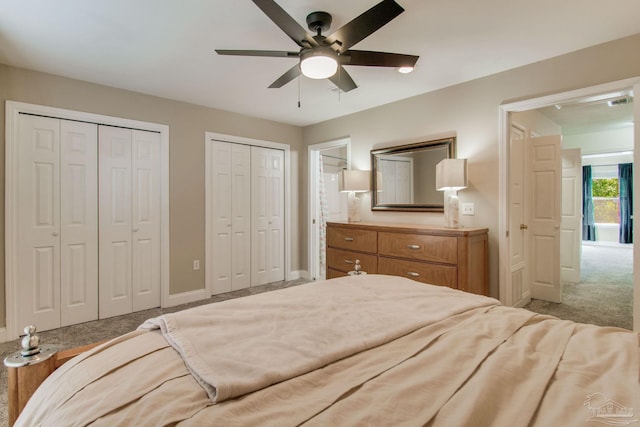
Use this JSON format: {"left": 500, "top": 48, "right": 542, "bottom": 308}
{"left": 525, "top": 243, "right": 633, "bottom": 330}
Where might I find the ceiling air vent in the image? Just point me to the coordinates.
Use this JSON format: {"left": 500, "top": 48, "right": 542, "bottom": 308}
{"left": 607, "top": 96, "right": 633, "bottom": 107}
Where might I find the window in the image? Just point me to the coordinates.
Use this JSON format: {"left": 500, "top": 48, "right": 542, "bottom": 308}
{"left": 592, "top": 175, "right": 619, "bottom": 224}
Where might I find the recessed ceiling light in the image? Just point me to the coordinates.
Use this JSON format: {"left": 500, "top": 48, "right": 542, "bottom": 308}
{"left": 397, "top": 66, "right": 414, "bottom": 74}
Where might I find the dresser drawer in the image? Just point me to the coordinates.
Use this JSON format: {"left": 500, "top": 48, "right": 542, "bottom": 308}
{"left": 378, "top": 256, "right": 457, "bottom": 288}
{"left": 327, "top": 268, "right": 347, "bottom": 279}
{"left": 378, "top": 232, "right": 457, "bottom": 264}
{"left": 327, "top": 227, "right": 377, "bottom": 253}
{"left": 327, "top": 248, "right": 378, "bottom": 274}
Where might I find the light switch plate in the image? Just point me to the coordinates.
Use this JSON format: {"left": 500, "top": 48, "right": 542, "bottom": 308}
{"left": 462, "top": 203, "right": 475, "bottom": 215}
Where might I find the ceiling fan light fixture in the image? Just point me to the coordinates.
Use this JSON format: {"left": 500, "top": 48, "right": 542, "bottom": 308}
{"left": 300, "top": 48, "right": 338, "bottom": 79}
{"left": 397, "top": 66, "right": 414, "bottom": 74}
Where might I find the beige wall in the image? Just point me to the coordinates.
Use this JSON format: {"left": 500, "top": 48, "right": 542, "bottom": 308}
{"left": 0, "top": 64, "right": 303, "bottom": 327}
{"left": 301, "top": 34, "right": 640, "bottom": 298}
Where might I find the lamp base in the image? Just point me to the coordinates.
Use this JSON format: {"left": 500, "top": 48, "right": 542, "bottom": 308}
{"left": 347, "top": 192, "right": 361, "bottom": 222}
{"left": 444, "top": 190, "right": 461, "bottom": 228}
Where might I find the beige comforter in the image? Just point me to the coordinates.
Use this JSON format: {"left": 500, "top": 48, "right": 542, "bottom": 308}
{"left": 17, "top": 275, "right": 640, "bottom": 427}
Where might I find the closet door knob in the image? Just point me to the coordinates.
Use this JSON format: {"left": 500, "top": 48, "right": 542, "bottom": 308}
{"left": 51, "top": 232, "right": 59, "bottom": 237}
{"left": 132, "top": 228, "right": 139, "bottom": 232}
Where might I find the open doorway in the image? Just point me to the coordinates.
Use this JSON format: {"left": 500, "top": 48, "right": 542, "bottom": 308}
{"left": 505, "top": 85, "right": 635, "bottom": 329}
{"left": 308, "top": 139, "right": 350, "bottom": 281}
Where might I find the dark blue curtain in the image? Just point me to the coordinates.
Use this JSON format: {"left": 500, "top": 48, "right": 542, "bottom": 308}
{"left": 619, "top": 163, "right": 633, "bottom": 244}
{"left": 582, "top": 165, "right": 596, "bottom": 241}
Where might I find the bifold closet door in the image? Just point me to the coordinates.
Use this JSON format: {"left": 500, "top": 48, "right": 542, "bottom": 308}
{"left": 251, "top": 146, "right": 285, "bottom": 286}
{"left": 131, "top": 130, "right": 162, "bottom": 311}
{"left": 17, "top": 115, "right": 98, "bottom": 332}
{"left": 99, "top": 126, "right": 161, "bottom": 318}
{"left": 60, "top": 120, "right": 99, "bottom": 326}
{"left": 211, "top": 141, "right": 251, "bottom": 294}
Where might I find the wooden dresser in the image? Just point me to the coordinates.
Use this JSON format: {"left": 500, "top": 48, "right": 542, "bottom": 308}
{"left": 326, "top": 221, "right": 489, "bottom": 296}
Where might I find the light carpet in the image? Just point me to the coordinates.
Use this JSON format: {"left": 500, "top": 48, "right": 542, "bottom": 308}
{"left": 525, "top": 243, "right": 633, "bottom": 330}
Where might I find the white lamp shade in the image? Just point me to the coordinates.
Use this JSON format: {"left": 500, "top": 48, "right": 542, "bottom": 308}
{"left": 339, "top": 170, "right": 370, "bottom": 192}
{"left": 300, "top": 49, "right": 338, "bottom": 79}
{"left": 436, "top": 158, "right": 468, "bottom": 191}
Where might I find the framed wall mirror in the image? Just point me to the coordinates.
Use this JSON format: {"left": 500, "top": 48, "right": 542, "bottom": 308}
{"left": 371, "top": 136, "right": 456, "bottom": 211}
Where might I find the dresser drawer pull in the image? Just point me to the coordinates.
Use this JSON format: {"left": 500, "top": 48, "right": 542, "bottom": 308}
{"left": 344, "top": 237, "right": 354, "bottom": 242}
{"left": 344, "top": 259, "right": 354, "bottom": 264}
{"left": 407, "top": 272, "right": 420, "bottom": 277}
{"left": 407, "top": 244, "right": 421, "bottom": 250}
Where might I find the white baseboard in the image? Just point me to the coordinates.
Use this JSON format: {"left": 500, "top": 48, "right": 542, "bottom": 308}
{"left": 288, "top": 270, "right": 305, "bottom": 280}
{"left": 164, "top": 288, "right": 209, "bottom": 308}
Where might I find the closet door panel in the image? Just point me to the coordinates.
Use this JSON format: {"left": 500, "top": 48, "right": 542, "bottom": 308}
{"left": 230, "top": 144, "right": 251, "bottom": 290}
{"left": 211, "top": 142, "right": 251, "bottom": 294}
{"left": 60, "top": 120, "right": 98, "bottom": 326}
{"left": 251, "top": 147, "right": 285, "bottom": 286}
{"left": 99, "top": 126, "right": 133, "bottom": 318}
{"left": 211, "top": 141, "right": 233, "bottom": 294}
{"left": 17, "top": 114, "right": 61, "bottom": 332}
{"left": 132, "top": 130, "right": 162, "bottom": 311}
{"left": 268, "top": 149, "right": 285, "bottom": 283}
{"left": 251, "top": 147, "right": 270, "bottom": 286}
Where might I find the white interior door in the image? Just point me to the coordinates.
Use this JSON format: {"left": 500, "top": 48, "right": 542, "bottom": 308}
{"left": 131, "top": 130, "right": 162, "bottom": 311}
{"left": 529, "top": 135, "right": 562, "bottom": 303}
{"left": 17, "top": 115, "right": 62, "bottom": 331}
{"left": 211, "top": 141, "right": 233, "bottom": 293}
{"left": 230, "top": 143, "right": 251, "bottom": 290}
{"left": 378, "top": 157, "right": 413, "bottom": 204}
{"left": 99, "top": 126, "right": 133, "bottom": 318}
{"left": 561, "top": 148, "right": 583, "bottom": 283}
{"left": 60, "top": 120, "right": 98, "bottom": 326}
{"left": 251, "top": 146, "right": 285, "bottom": 286}
{"left": 210, "top": 141, "right": 251, "bottom": 294}
{"left": 266, "top": 148, "right": 285, "bottom": 283}
{"left": 509, "top": 124, "right": 529, "bottom": 307}
{"left": 378, "top": 158, "right": 397, "bottom": 204}
{"left": 397, "top": 159, "right": 414, "bottom": 204}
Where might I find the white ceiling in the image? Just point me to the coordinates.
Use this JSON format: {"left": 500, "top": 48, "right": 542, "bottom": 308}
{"left": 539, "top": 92, "right": 635, "bottom": 135}
{"left": 1, "top": 0, "right": 640, "bottom": 127}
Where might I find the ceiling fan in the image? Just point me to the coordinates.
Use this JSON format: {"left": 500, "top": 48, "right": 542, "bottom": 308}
{"left": 215, "top": 0, "right": 419, "bottom": 92}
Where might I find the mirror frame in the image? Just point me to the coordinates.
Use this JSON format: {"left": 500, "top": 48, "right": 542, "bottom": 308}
{"left": 371, "top": 136, "right": 456, "bottom": 212}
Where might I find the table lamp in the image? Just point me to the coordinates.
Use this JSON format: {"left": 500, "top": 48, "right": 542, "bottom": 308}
{"left": 339, "top": 170, "right": 370, "bottom": 222}
{"left": 436, "top": 159, "right": 467, "bottom": 228}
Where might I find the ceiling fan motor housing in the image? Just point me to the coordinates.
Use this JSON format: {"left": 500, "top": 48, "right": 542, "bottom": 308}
{"left": 306, "top": 11, "right": 332, "bottom": 34}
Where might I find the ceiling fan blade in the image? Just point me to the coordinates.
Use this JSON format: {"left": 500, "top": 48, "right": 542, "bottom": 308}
{"left": 252, "top": 0, "right": 317, "bottom": 48}
{"left": 268, "top": 64, "right": 302, "bottom": 88}
{"left": 216, "top": 49, "right": 299, "bottom": 58}
{"left": 325, "top": 0, "right": 404, "bottom": 53}
{"left": 341, "top": 50, "right": 418, "bottom": 68}
{"left": 328, "top": 66, "right": 358, "bottom": 92}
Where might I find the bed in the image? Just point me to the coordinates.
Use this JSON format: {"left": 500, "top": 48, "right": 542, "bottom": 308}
{"left": 12, "top": 275, "right": 640, "bottom": 426}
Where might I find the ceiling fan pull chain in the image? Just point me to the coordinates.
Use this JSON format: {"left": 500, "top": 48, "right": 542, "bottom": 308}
{"left": 338, "top": 66, "right": 341, "bottom": 103}
{"left": 298, "top": 73, "right": 301, "bottom": 108}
